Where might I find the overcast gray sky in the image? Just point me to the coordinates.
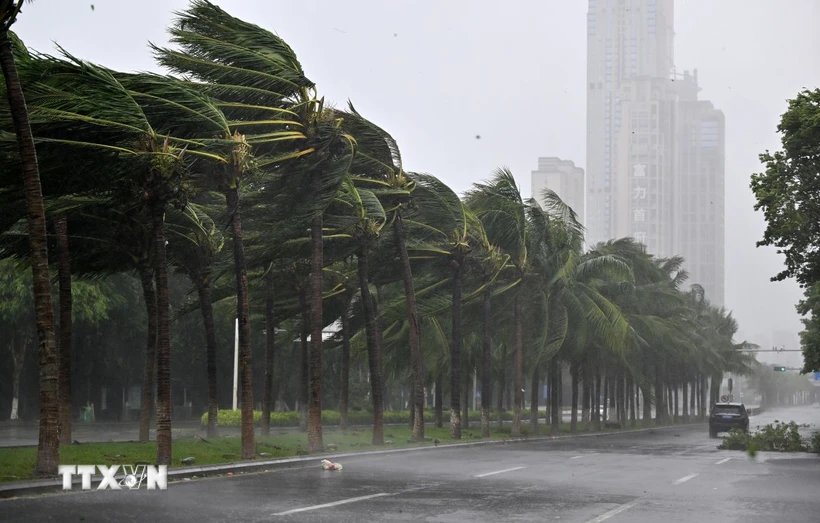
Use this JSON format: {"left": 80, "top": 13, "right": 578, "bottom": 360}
{"left": 14, "top": 0, "right": 820, "bottom": 356}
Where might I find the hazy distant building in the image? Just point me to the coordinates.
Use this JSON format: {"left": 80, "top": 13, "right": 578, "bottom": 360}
{"left": 585, "top": 0, "right": 725, "bottom": 304}
{"left": 675, "top": 70, "right": 725, "bottom": 306}
{"left": 531, "top": 157, "right": 585, "bottom": 222}
{"left": 585, "top": 0, "right": 676, "bottom": 249}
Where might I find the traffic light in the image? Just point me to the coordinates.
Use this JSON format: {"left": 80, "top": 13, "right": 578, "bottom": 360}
{"left": 773, "top": 366, "right": 786, "bottom": 372}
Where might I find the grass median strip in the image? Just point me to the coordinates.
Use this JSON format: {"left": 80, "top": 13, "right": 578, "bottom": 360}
{"left": 0, "top": 419, "right": 701, "bottom": 484}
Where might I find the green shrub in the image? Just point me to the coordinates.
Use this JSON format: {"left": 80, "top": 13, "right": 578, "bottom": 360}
{"left": 755, "top": 421, "right": 806, "bottom": 452}
{"left": 718, "top": 421, "right": 807, "bottom": 452}
{"left": 809, "top": 432, "right": 820, "bottom": 454}
{"left": 717, "top": 428, "right": 751, "bottom": 450}
{"left": 201, "top": 408, "right": 531, "bottom": 428}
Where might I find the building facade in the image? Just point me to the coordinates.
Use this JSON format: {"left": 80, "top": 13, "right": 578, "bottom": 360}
{"left": 585, "top": 0, "right": 675, "bottom": 248}
{"left": 585, "top": 0, "right": 724, "bottom": 304}
{"left": 531, "top": 157, "right": 585, "bottom": 222}
{"left": 675, "top": 70, "right": 725, "bottom": 305}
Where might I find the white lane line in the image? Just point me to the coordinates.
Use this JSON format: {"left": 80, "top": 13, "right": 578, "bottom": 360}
{"left": 272, "top": 493, "right": 392, "bottom": 516}
{"left": 474, "top": 466, "right": 526, "bottom": 478}
{"left": 584, "top": 500, "right": 640, "bottom": 522}
{"left": 672, "top": 473, "right": 699, "bottom": 485}
{"left": 715, "top": 457, "right": 731, "bottom": 465}
{"left": 570, "top": 453, "right": 601, "bottom": 459}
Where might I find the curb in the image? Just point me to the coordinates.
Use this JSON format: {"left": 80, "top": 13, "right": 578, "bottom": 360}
{"left": 0, "top": 420, "right": 706, "bottom": 500}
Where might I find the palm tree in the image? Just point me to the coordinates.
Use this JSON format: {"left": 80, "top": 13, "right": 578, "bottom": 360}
{"left": 53, "top": 214, "right": 72, "bottom": 441}
{"left": 0, "top": 3, "right": 59, "bottom": 476}
{"left": 157, "top": 0, "right": 356, "bottom": 453}
{"left": 167, "top": 203, "right": 224, "bottom": 438}
{"left": 10, "top": 47, "right": 235, "bottom": 463}
{"left": 262, "top": 262, "right": 276, "bottom": 436}
{"left": 402, "top": 173, "right": 493, "bottom": 439}
{"left": 466, "top": 168, "right": 531, "bottom": 437}
{"left": 324, "top": 178, "right": 388, "bottom": 443}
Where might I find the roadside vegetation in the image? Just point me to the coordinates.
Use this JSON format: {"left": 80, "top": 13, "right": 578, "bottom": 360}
{"left": 1, "top": 0, "right": 784, "bottom": 479}
{"left": 1, "top": 416, "right": 699, "bottom": 483}
{"left": 718, "top": 421, "right": 820, "bottom": 454}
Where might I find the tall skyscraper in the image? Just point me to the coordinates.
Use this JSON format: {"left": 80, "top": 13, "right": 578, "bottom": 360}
{"left": 586, "top": 0, "right": 676, "bottom": 250}
{"left": 585, "top": 0, "right": 725, "bottom": 304}
{"left": 675, "top": 70, "right": 725, "bottom": 306}
{"left": 531, "top": 157, "right": 585, "bottom": 222}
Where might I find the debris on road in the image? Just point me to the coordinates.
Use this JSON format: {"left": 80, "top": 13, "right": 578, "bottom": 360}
{"left": 321, "top": 459, "right": 343, "bottom": 471}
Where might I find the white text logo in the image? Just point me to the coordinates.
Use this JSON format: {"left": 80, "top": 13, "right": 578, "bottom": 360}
{"left": 58, "top": 465, "right": 168, "bottom": 490}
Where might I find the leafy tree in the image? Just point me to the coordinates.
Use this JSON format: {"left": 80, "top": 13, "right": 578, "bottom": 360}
{"left": 751, "top": 89, "right": 820, "bottom": 287}
{"left": 0, "top": 258, "right": 111, "bottom": 421}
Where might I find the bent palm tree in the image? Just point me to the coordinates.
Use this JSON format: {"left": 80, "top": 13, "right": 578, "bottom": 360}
{"left": 0, "top": 4, "right": 59, "bottom": 476}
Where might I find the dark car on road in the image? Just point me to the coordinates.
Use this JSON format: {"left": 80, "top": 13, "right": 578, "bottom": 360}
{"left": 709, "top": 402, "right": 749, "bottom": 437}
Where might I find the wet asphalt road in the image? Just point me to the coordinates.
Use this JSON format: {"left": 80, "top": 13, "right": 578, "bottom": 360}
{"left": 3, "top": 405, "right": 819, "bottom": 523}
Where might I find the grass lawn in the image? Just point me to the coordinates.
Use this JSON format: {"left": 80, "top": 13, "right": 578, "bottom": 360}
{"left": 0, "top": 420, "right": 681, "bottom": 483}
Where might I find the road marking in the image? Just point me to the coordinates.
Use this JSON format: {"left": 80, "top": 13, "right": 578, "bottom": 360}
{"left": 672, "top": 473, "right": 699, "bottom": 485}
{"left": 571, "top": 453, "right": 600, "bottom": 459}
{"left": 474, "top": 466, "right": 526, "bottom": 478}
{"left": 272, "top": 493, "right": 392, "bottom": 516}
{"left": 715, "top": 457, "right": 731, "bottom": 465}
{"left": 584, "top": 500, "right": 640, "bottom": 522}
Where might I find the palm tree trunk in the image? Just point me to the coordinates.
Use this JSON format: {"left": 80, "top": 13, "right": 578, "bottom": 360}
{"left": 225, "top": 187, "right": 254, "bottom": 460}
{"left": 1, "top": 28, "right": 60, "bottom": 477}
{"left": 689, "top": 379, "right": 696, "bottom": 418}
{"left": 9, "top": 332, "right": 23, "bottom": 421}
{"left": 434, "top": 374, "right": 443, "bottom": 428}
{"left": 551, "top": 361, "right": 561, "bottom": 434}
{"left": 308, "top": 211, "right": 324, "bottom": 453}
{"left": 357, "top": 248, "right": 384, "bottom": 445}
{"left": 409, "top": 379, "right": 415, "bottom": 428}
{"left": 582, "top": 365, "right": 590, "bottom": 431}
{"left": 138, "top": 268, "right": 157, "bottom": 443}
{"left": 262, "top": 266, "right": 275, "bottom": 436}
{"left": 10, "top": 359, "right": 21, "bottom": 420}
{"left": 700, "top": 376, "right": 707, "bottom": 418}
{"left": 480, "top": 289, "right": 492, "bottom": 438}
{"left": 196, "top": 273, "right": 219, "bottom": 438}
{"left": 393, "top": 214, "right": 424, "bottom": 440}
{"left": 682, "top": 380, "right": 689, "bottom": 422}
{"left": 641, "top": 386, "right": 652, "bottom": 426}
{"left": 511, "top": 291, "right": 524, "bottom": 437}
{"left": 654, "top": 361, "right": 664, "bottom": 424}
{"left": 530, "top": 368, "right": 539, "bottom": 433}
{"left": 570, "top": 365, "right": 579, "bottom": 433}
{"left": 449, "top": 261, "right": 462, "bottom": 439}
{"left": 594, "top": 370, "right": 602, "bottom": 430}
{"left": 462, "top": 379, "right": 469, "bottom": 429}
{"left": 339, "top": 295, "right": 351, "bottom": 432}
{"left": 619, "top": 374, "right": 627, "bottom": 424}
{"left": 54, "top": 215, "right": 73, "bottom": 443}
{"left": 628, "top": 377, "right": 637, "bottom": 427}
{"left": 298, "top": 289, "right": 309, "bottom": 432}
{"left": 496, "top": 345, "right": 506, "bottom": 428}
{"left": 151, "top": 203, "right": 172, "bottom": 466}
{"left": 274, "top": 340, "right": 290, "bottom": 412}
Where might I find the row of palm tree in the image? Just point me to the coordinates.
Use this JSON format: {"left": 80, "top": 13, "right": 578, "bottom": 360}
{"left": 0, "top": 0, "right": 754, "bottom": 477}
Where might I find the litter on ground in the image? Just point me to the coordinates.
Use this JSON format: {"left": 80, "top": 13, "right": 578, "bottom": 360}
{"left": 321, "top": 459, "right": 343, "bottom": 471}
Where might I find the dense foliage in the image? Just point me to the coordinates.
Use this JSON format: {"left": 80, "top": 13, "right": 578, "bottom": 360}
{"left": 718, "top": 421, "right": 809, "bottom": 453}
{"left": 0, "top": 1, "right": 759, "bottom": 475}
{"left": 751, "top": 88, "right": 820, "bottom": 373}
